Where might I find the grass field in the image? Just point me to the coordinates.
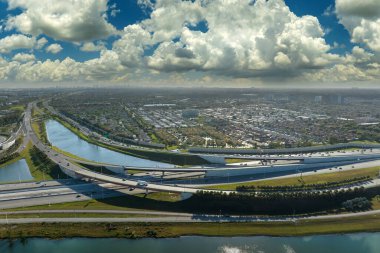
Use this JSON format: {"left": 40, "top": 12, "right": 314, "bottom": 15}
{"left": 21, "top": 142, "right": 63, "bottom": 181}
{"left": 31, "top": 122, "right": 42, "bottom": 140}
{"left": 2, "top": 214, "right": 380, "bottom": 239}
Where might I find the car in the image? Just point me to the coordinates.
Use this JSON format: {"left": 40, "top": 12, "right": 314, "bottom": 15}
{"left": 76, "top": 194, "right": 81, "bottom": 198}
{"left": 137, "top": 180, "right": 148, "bottom": 187}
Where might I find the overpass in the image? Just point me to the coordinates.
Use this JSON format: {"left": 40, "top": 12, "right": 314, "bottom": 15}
{"left": 24, "top": 103, "right": 219, "bottom": 194}
{"left": 24, "top": 102, "right": 380, "bottom": 194}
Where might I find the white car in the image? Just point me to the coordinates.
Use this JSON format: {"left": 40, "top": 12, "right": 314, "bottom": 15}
{"left": 136, "top": 180, "right": 148, "bottom": 187}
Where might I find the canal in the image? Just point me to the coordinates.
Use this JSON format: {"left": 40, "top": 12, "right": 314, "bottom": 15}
{"left": 1, "top": 233, "right": 380, "bottom": 253}
{"left": 45, "top": 120, "right": 173, "bottom": 168}
{"left": 0, "top": 159, "right": 33, "bottom": 183}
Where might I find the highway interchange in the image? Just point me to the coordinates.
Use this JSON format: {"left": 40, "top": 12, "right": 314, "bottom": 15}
{"left": 1, "top": 102, "right": 380, "bottom": 224}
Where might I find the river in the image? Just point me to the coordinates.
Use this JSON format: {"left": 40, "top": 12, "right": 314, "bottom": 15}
{"left": 1, "top": 234, "right": 380, "bottom": 253}
{"left": 45, "top": 120, "right": 173, "bottom": 168}
{"left": 0, "top": 159, "right": 33, "bottom": 183}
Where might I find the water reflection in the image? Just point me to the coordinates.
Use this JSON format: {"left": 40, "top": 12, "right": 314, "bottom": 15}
{"left": 1, "top": 234, "right": 380, "bottom": 253}
{"left": 0, "top": 159, "right": 33, "bottom": 183}
{"left": 45, "top": 120, "right": 173, "bottom": 168}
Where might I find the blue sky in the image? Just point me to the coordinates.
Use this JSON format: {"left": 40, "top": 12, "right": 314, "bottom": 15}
{"left": 0, "top": 0, "right": 379, "bottom": 86}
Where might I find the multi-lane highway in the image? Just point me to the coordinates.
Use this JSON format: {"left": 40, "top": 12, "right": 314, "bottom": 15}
{"left": 0, "top": 101, "right": 378, "bottom": 213}
{"left": 25, "top": 103, "right": 380, "bottom": 192}
{"left": 24, "top": 103, "right": 213, "bottom": 194}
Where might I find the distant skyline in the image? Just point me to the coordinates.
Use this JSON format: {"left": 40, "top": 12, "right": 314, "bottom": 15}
{"left": 0, "top": 0, "right": 379, "bottom": 88}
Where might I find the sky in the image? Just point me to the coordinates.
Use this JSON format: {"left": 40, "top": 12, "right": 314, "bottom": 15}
{"left": 0, "top": 0, "right": 379, "bottom": 88}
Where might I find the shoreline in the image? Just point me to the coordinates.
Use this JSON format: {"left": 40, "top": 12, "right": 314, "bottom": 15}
{"left": 2, "top": 216, "right": 380, "bottom": 239}
{"left": 1, "top": 231, "right": 380, "bottom": 240}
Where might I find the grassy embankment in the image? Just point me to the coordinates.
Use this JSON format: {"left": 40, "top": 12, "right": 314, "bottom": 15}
{"left": 0, "top": 141, "right": 62, "bottom": 183}
{"left": 21, "top": 142, "right": 63, "bottom": 181}
{"left": 2, "top": 214, "right": 380, "bottom": 239}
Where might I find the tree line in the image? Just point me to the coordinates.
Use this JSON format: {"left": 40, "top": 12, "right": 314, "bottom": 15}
{"left": 189, "top": 187, "right": 378, "bottom": 214}
{"left": 236, "top": 176, "right": 372, "bottom": 192}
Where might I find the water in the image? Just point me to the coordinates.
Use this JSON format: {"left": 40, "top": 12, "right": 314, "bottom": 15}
{"left": 1, "top": 234, "right": 380, "bottom": 253}
{"left": 0, "top": 159, "right": 33, "bottom": 183}
{"left": 45, "top": 120, "right": 173, "bottom": 168}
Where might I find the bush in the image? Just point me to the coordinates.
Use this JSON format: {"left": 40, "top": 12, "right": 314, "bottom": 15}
{"left": 190, "top": 187, "right": 373, "bottom": 214}
{"left": 342, "top": 197, "right": 371, "bottom": 211}
{"left": 236, "top": 176, "right": 372, "bottom": 192}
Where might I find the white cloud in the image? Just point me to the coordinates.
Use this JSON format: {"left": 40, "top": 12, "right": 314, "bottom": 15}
{"left": 80, "top": 42, "right": 106, "bottom": 52}
{"left": 137, "top": 0, "right": 154, "bottom": 11}
{"left": 5, "top": 0, "right": 116, "bottom": 42}
{"left": 0, "top": 34, "right": 36, "bottom": 53}
{"left": 146, "top": 0, "right": 335, "bottom": 78}
{"left": 12, "top": 53, "right": 36, "bottom": 62}
{"left": 336, "top": 0, "right": 380, "bottom": 52}
{"left": 1, "top": 0, "right": 380, "bottom": 85}
{"left": 46, "top": 43, "right": 63, "bottom": 54}
{"left": 142, "top": 0, "right": 204, "bottom": 43}
{"left": 112, "top": 24, "right": 152, "bottom": 67}
{"left": 323, "top": 5, "right": 335, "bottom": 17}
{"left": 36, "top": 37, "right": 48, "bottom": 49}
{"left": 109, "top": 3, "right": 120, "bottom": 17}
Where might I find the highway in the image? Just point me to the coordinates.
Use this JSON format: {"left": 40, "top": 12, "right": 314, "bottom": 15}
{"left": 0, "top": 180, "right": 148, "bottom": 209}
{"left": 0, "top": 101, "right": 379, "bottom": 226}
{"left": 0, "top": 101, "right": 374, "bottom": 213}
{"left": 23, "top": 103, "right": 380, "bottom": 193}
{"left": 24, "top": 103, "right": 219, "bottom": 194}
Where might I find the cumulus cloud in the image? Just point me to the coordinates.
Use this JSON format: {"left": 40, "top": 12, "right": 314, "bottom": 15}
{"left": 1, "top": 0, "right": 380, "bottom": 85}
{"left": 0, "top": 34, "right": 36, "bottom": 53}
{"left": 112, "top": 24, "right": 152, "bottom": 67}
{"left": 336, "top": 0, "right": 380, "bottom": 52}
{"left": 45, "top": 43, "right": 63, "bottom": 54}
{"left": 36, "top": 37, "right": 48, "bottom": 49}
{"left": 80, "top": 42, "right": 106, "bottom": 52}
{"left": 5, "top": 0, "right": 116, "bottom": 42}
{"left": 145, "top": 0, "right": 335, "bottom": 78}
{"left": 12, "top": 53, "right": 36, "bottom": 62}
